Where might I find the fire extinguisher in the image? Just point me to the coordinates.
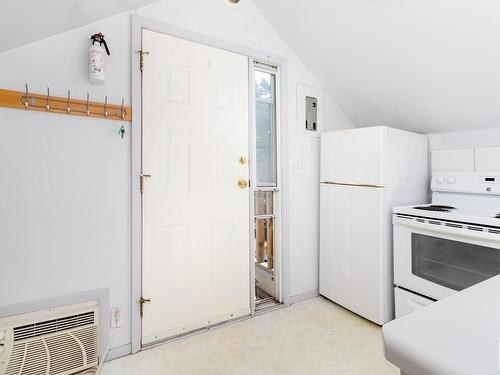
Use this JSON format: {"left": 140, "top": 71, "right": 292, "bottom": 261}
{"left": 89, "top": 33, "right": 110, "bottom": 85}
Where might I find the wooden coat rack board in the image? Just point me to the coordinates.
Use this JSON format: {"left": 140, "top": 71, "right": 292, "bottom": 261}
{"left": 0, "top": 88, "right": 132, "bottom": 122}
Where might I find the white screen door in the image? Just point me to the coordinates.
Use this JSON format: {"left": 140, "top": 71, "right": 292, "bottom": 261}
{"left": 141, "top": 30, "right": 250, "bottom": 345}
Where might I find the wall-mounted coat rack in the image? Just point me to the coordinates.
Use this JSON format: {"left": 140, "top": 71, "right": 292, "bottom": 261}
{"left": 0, "top": 85, "right": 131, "bottom": 122}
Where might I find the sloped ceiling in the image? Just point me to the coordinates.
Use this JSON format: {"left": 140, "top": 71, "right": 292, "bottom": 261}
{"left": 0, "top": 0, "right": 161, "bottom": 52}
{"left": 253, "top": 0, "right": 500, "bottom": 134}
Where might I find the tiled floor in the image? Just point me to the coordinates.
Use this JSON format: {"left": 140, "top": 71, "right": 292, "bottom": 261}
{"left": 102, "top": 297, "right": 398, "bottom": 375}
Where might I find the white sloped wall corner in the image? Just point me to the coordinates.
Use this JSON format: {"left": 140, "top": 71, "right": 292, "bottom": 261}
{"left": 253, "top": 0, "right": 500, "bottom": 134}
{"left": 0, "top": 0, "right": 354, "bottom": 354}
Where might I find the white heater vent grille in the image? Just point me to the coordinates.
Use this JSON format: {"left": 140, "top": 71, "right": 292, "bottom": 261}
{"left": 0, "top": 302, "right": 99, "bottom": 375}
{"left": 13, "top": 311, "right": 95, "bottom": 341}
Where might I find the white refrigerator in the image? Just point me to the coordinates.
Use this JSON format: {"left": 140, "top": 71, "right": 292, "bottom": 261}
{"left": 320, "top": 126, "right": 428, "bottom": 325}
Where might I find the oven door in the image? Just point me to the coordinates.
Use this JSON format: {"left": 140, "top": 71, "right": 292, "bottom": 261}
{"left": 393, "top": 214, "right": 500, "bottom": 300}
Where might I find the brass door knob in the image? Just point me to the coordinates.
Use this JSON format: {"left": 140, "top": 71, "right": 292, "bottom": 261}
{"left": 239, "top": 156, "right": 247, "bottom": 165}
{"left": 237, "top": 179, "right": 249, "bottom": 189}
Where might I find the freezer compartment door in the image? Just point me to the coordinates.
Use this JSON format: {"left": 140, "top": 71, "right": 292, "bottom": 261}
{"left": 320, "top": 183, "right": 392, "bottom": 324}
{"left": 321, "top": 126, "right": 384, "bottom": 186}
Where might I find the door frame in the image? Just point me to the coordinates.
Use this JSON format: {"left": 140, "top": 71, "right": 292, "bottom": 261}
{"left": 249, "top": 60, "right": 283, "bottom": 304}
{"left": 131, "top": 14, "right": 290, "bottom": 354}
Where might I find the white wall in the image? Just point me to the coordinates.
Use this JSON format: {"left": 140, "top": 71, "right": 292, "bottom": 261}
{"left": 0, "top": 0, "right": 353, "bottom": 354}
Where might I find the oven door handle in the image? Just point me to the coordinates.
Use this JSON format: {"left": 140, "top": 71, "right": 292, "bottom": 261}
{"left": 394, "top": 217, "right": 500, "bottom": 243}
{"left": 408, "top": 299, "right": 428, "bottom": 310}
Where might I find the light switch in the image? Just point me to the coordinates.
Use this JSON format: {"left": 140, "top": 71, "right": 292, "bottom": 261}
{"left": 290, "top": 162, "right": 305, "bottom": 174}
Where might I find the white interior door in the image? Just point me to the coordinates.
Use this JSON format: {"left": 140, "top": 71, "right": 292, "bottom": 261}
{"left": 141, "top": 30, "right": 250, "bottom": 345}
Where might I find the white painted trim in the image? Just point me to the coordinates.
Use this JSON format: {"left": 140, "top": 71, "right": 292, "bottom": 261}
{"left": 248, "top": 58, "right": 257, "bottom": 317}
{"left": 131, "top": 14, "right": 290, "bottom": 354}
{"left": 106, "top": 344, "right": 132, "bottom": 362}
{"left": 250, "top": 59, "right": 283, "bottom": 303}
{"left": 131, "top": 14, "right": 143, "bottom": 355}
{"left": 287, "top": 290, "right": 320, "bottom": 305}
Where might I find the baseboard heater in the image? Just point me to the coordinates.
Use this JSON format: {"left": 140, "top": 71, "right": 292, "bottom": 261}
{"left": 0, "top": 301, "right": 99, "bottom": 375}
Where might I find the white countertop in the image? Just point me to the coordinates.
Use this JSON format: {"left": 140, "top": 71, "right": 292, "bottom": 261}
{"left": 383, "top": 276, "right": 500, "bottom": 375}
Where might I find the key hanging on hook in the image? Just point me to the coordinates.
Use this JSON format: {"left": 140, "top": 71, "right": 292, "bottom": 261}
{"left": 118, "top": 125, "right": 126, "bottom": 139}
{"left": 118, "top": 98, "right": 126, "bottom": 138}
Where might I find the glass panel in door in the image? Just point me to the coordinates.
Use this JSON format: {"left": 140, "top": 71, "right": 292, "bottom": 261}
{"left": 255, "top": 70, "right": 277, "bottom": 187}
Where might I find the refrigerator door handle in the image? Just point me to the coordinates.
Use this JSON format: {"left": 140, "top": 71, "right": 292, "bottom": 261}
{"left": 320, "top": 181, "right": 385, "bottom": 189}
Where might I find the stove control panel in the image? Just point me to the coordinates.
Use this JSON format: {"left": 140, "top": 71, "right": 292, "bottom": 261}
{"left": 432, "top": 172, "right": 500, "bottom": 195}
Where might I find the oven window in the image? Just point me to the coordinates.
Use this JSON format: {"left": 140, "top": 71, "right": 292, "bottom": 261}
{"left": 412, "top": 233, "right": 500, "bottom": 291}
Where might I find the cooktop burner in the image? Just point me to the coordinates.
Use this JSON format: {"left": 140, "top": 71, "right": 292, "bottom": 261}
{"left": 414, "top": 205, "right": 457, "bottom": 212}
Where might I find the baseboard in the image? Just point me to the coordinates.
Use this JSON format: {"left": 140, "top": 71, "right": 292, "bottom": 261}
{"left": 106, "top": 344, "right": 132, "bottom": 362}
{"left": 285, "top": 289, "right": 319, "bottom": 305}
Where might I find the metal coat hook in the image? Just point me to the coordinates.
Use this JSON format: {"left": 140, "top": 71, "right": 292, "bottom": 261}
{"left": 86, "top": 92, "right": 90, "bottom": 116}
{"left": 120, "top": 98, "right": 125, "bottom": 119}
{"left": 66, "top": 89, "right": 71, "bottom": 113}
{"left": 24, "top": 83, "right": 29, "bottom": 108}
{"left": 46, "top": 86, "right": 50, "bottom": 111}
{"left": 7, "top": 83, "right": 131, "bottom": 121}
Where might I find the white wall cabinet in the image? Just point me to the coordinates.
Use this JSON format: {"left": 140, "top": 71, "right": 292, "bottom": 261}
{"left": 475, "top": 147, "right": 500, "bottom": 172}
{"left": 431, "top": 147, "right": 500, "bottom": 173}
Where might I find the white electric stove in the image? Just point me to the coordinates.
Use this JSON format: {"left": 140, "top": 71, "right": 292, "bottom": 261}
{"left": 392, "top": 172, "right": 500, "bottom": 318}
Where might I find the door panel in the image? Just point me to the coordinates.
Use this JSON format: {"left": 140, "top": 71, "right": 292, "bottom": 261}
{"left": 142, "top": 30, "right": 250, "bottom": 344}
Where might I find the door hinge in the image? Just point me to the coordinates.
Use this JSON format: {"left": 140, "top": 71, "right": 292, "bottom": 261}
{"left": 138, "top": 296, "right": 151, "bottom": 318}
{"left": 136, "top": 50, "right": 150, "bottom": 72}
{"left": 140, "top": 174, "right": 151, "bottom": 194}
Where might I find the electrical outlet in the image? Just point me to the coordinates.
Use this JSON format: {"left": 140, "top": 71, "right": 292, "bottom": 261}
{"left": 111, "top": 307, "right": 124, "bottom": 328}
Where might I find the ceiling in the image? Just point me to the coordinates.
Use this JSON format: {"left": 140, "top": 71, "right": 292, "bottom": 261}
{"left": 4, "top": 0, "right": 500, "bottom": 134}
{"left": 0, "top": 0, "right": 160, "bottom": 52}
{"left": 253, "top": 0, "right": 500, "bottom": 134}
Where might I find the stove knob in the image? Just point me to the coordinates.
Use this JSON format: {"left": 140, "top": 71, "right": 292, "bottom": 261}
{"left": 436, "top": 175, "right": 445, "bottom": 184}
{"left": 447, "top": 176, "right": 456, "bottom": 184}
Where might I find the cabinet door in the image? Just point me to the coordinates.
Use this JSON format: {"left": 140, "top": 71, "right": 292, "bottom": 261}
{"left": 475, "top": 147, "right": 500, "bottom": 172}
